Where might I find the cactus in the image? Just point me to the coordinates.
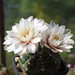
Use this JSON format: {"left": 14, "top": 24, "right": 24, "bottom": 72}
{"left": 19, "top": 45, "right": 61, "bottom": 75}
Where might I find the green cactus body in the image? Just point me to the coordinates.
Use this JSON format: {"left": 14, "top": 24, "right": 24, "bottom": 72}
{"left": 19, "top": 46, "right": 61, "bottom": 75}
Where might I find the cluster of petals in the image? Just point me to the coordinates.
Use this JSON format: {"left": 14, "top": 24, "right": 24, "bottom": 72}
{"left": 42, "top": 21, "right": 74, "bottom": 53}
{"left": 3, "top": 16, "right": 47, "bottom": 56}
{"left": 3, "top": 16, "right": 74, "bottom": 56}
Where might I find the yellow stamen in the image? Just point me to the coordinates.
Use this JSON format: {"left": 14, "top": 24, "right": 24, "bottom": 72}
{"left": 18, "top": 28, "right": 34, "bottom": 42}
{"left": 52, "top": 34, "right": 60, "bottom": 40}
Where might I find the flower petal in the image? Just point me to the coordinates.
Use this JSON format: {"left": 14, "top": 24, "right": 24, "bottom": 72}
{"left": 50, "top": 21, "right": 56, "bottom": 27}
{"left": 31, "top": 37, "right": 41, "bottom": 43}
{"left": 27, "top": 16, "right": 33, "bottom": 22}
{"left": 57, "top": 26, "right": 65, "bottom": 35}
{"left": 64, "top": 29, "right": 71, "bottom": 34}
{"left": 4, "top": 35, "right": 10, "bottom": 40}
{"left": 4, "top": 44, "right": 15, "bottom": 52}
{"left": 48, "top": 38, "right": 61, "bottom": 47}
{"left": 53, "top": 24, "right": 59, "bottom": 33}
{"left": 12, "top": 26, "right": 18, "bottom": 33}
{"left": 3, "top": 38, "right": 20, "bottom": 45}
{"left": 27, "top": 43, "right": 37, "bottom": 53}
{"left": 59, "top": 44, "right": 73, "bottom": 49}
{"left": 6, "top": 31, "right": 18, "bottom": 37}
{"left": 18, "top": 47, "right": 27, "bottom": 56}
{"left": 14, "top": 44, "right": 23, "bottom": 54}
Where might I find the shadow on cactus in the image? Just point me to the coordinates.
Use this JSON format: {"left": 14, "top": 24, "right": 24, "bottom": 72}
{"left": 3, "top": 16, "right": 74, "bottom": 75}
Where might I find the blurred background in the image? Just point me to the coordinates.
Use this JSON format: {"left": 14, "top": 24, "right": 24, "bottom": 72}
{"left": 0, "top": 0, "right": 75, "bottom": 75}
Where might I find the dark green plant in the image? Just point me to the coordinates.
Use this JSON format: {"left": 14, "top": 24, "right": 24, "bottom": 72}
{"left": 19, "top": 46, "right": 61, "bottom": 75}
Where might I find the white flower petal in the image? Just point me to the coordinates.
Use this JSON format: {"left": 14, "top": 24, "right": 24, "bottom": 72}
{"left": 34, "top": 30, "right": 40, "bottom": 37}
{"left": 59, "top": 44, "right": 73, "bottom": 49}
{"left": 42, "top": 33, "right": 47, "bottom": 42}
{"left": 14, "top": 45, "right": 23, "bottom": 54}
{"left": 63, "top": 38, "right": 74, "bottom": 45}
{"left": 51, "top": 49, "right": 61, "bottom": 53}
{"left": 64, "top": 33, "right": 73, "bottom": 38}
{"left": 31, "top": 37, "right": 41, "bottom": 43}
{"left": 66, "top": 39, "right": 74, "bottom": 45}
{"left": 52, "top": 48, "right": 70, "bottom": 53}
{"left": 4, "top": 35, "right": 10, "bottom": 40}
{"left": 64, "top": 29, "right": 71, "bottom": 34}
{"left": 56, "top": 49, "right": 63, "bottom": 52}
{"left": 50, "top": 21, "right": 56, "bottom": 27}
{"left": 39, "top": 25, "right": 48, "bottom": 32}
{"left": 48, "top": 38, "right": 61, "bottom": 47}
{"left": 6, "top": 31, "right": 18, "bottom": 37}
{"left": 44, "top": 43, "right": 50, "bottom": 49}
{"left": 62, "top": 36, "right": 74, "bottom": 44}
{"left": 19, "top": 18, "right": 25, "bottom": 27}
{"left": 27, "top": 16, "right": 33, "bottom": 22}
{"left": 4, "top": 44, "right": 15, "bottom": 52}
{"left": 42, "top": 28, "right": 52, "bottom": 42}
{"left": 3, "top": 38, "right": 20, "bottom": 45}
{"left": 12, "top": 26, "right": 18, "bottom": 33}
{"left": 58, "top": 26, "right": 65, "bottom": 35}
{"left": 56, "top": 48, "right": 70, "bottom": 52}
{"left": 53, "top": 24, "right": 59, "bottom": 33}
{"left": 18, "top": 47, "right": 27, "bottom": 56}
{"left": 27, "top": 43, "right": 37, "bottom": 53}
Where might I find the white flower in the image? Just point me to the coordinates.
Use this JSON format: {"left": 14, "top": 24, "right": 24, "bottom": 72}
{"left": 42, "top": 21, "right": 74, "bottom": 53}
{"left": 3, "top": 16, "right": 47, "bottom": 56}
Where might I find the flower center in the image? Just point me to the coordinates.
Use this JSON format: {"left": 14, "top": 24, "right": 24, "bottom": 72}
{"left": 52, "top": 33, "right": 60, "bottom": 41}
{"left": 18, "top": 28, "right": 34, "bottom": 43}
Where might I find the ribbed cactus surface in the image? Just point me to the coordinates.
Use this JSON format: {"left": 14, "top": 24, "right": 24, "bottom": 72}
{"left": 19, "top": 46, "right": 61, "bottom": 75}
